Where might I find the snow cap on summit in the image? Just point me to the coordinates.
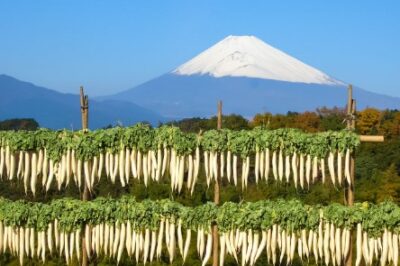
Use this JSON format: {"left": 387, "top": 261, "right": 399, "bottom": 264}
{"left": 173, "top": 35, "right": 342, "bottom": 85}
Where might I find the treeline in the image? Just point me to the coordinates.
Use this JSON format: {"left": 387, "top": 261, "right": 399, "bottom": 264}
{"left": 166, "top": 107, "right": 400, "bottom": 138}
{"left": 0, "top": 118, "right": 39, "bottom": 130}
{"left": 2, "top": 107, "right": 399, "bottom": 138}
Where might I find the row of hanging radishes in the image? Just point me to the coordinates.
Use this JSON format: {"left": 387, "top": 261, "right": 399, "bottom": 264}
{"left": 0, "top": 144, "right": 353, "bottom": 195}
{"left": 204, "top": 147, "right": 352, "bottom": 190}
{"left": 1, "top": 220, "right": 398, "bottom": 266}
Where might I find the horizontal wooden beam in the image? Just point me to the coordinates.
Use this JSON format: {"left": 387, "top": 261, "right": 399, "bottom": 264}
{"left": 359, "top": 135, "right": 384, "bottom": 143}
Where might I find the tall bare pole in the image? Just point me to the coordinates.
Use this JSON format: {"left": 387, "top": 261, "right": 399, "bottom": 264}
{"left": 346, "top": 85, "right": 353, "bottom": 129}
{"left": 212, "top": 100, "right": 222, "bottom": 266}
{"left": 345, "top": 85, "right": 355, "bottom": 266}
{"left": 80, "top": 87, "right": 89, "bottom": 130}
{"left": 80, "top": 86, "right": 90, "bottom": 266}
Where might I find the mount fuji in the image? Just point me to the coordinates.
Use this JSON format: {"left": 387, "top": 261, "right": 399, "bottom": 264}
{"left": 104, "top": 35, "right": 400, "bottom": 118}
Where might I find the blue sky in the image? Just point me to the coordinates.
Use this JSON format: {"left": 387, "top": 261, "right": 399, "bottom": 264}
{"left": 0, "top": 1, "right": 399, "bottom": 97}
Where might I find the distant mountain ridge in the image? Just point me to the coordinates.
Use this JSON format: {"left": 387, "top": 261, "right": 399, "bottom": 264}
{"left": 0, "top": 74, "right": 164, "bottom": 129}
{"left": 106, "top": 74, "right": 400, "bottom": 119}
{"left": 102, "top": 36, "right": 400, "bottom": 118}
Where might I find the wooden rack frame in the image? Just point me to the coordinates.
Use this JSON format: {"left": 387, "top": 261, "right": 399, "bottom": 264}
{"left": 344, "top": 85, "right": 384, "bottom": 265}
{"left": 79, "top": 85, "right": 384, "bottom": 266}
{"left": 211, "top": 85, "right": 384, "bottom": 266}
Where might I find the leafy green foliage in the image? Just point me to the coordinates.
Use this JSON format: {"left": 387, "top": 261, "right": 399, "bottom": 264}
{"left": 0, "top": 126, "right": 360, "bottom": 162}
{"left": 1, "top": 197, "right": 399, "bottom": 237}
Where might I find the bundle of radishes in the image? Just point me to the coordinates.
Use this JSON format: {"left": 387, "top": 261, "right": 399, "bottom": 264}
{"left": 0, "top": 127, "right": 360, "bottom": 194}
{"left": 200, "top": 128, "right": 359, "bottom": 190}
{"left": 354, "top": 225, "right": 400, "bottom": 266}
{"left": 1, "top": 197, "right": 400, "bottom": 265}
{"left": 0, "top": 221, "right": 83, "bottom": 265}
{"left": 216, "top": 200, "right": 400, "bottom": 266}
{"left": 353, "top": 201, "right": 400, "bottom": 266}
{"left": 0, "top": 125, "right": 201, "bottom": 195}
{"left": 250, "top": 129, "right": 358, "bottom": 189}
{"left": 82, "top": 219, "right": 191, "bottom": 264}
{"left": 0, "top": 197, "right": 197, "bottom": 265}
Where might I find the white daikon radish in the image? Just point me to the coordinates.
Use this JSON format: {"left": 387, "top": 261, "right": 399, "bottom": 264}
{"left": 119, "top": 149, "right": 126, "bottom": 187}
{"left": 328, "top": 152, "right": 336, "bottom": 186}
{"left": 292, "top": 153, "right": 298, "bottom": 188}
{"left": 355, "top": 223, "right": 362, "bottom": 266}
{"left": 345, "top": 148, "right": 351, "bottom": 185}
{"left": 130, "top": 149, "right": 138, "bottom": 179}
{"left": 321, "top": 158, "right": 326, "bottom": 184}
{"left": 259, "top": 149, "right": 264, "bottom": 180}
{"left": 272, "top": 151, "right": 278, "bottom": 181}
{"left": 220, "top": 151, "right": 225, "bottom": 179}
{"left": 306, "top": 154, "right": 311, "bottom": 188}
{"left": 336, "top": 152, "right": 343, "bottom": 186}
{"left": 17, "top": 151, "right": 24, "bottom": 179}
{"left": 150, "top": 230, "right": 157, "bottom": 262}
{"left": 117, "top": 223, "right": 126, "bottom": 263}
{"left": 285, "top": 155, "right": 290, "bottom": 183}
{"left": 265, "top": 148, "right": 270, "bottom": 181}
{"left": 312, "top": 156, "right": 318, "bottom": 182}
{"left": 24, "top": 152, "right": 30, "bottom": 194}
{"left": 31, "top": 152, "right": 37, "bottom": 195}
{"left": 233, "top": 155, "right": 238, "bottom": 187}
{"left": 202, "top": 232, "right": 212, "bottom": 266}
{"left": 299, "top": 154, "right": 305, "bottom": 189}
{"left": 219, "top": 233, "right": 225, "bottom": 266}
{"left": 183, "top": 229, "right": 191, "bottom": 262}
{"left": 278, "top": 149, "right": 284, "bottom": 181}
{"left": 255, "top": 148, "right": 260, "bottom": 183}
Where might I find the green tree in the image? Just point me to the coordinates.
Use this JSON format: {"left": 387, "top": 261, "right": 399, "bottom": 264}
{"left": 0, "top": 118, "right": 39, "bottom": 130}
{"left": 357, "top": 108, "right": 381, "bottom": 134}
{"left": 316, "top": 107, "right": 346, "bottom": 131}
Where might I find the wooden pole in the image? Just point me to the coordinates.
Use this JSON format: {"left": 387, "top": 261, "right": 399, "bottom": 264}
{"left": 217, "top": 101, "right": 222, "bottom": 131}
{"left": 212, "top": 100, "right": 222, "bottom": 266}
{"left": 347, "top": 85, "right": 353, "bottom": 129}
{"left": 359, "top": 135, "right": 384, "bottom": 142}
{"left": 347, "top": 99, "right": 356, "bottom": 205}
{"left": 345, "top": 85, "right": 355, "bottom": 266}
{"left": 80, "top": 87, "right": 90, "bottom": 266}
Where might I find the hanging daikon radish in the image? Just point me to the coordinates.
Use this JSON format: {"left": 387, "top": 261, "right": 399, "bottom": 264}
{"left": 312, "top": 156, "right": 318, "bottom": 183}
{"left": 226, "top": 150, "right": 231, "bottom": 183}
{"left": 31, "top": 152, "right": 37, "bottom": 195}
{"left": 345, "top": 148, "right": 351, "bottom": 185}
{"left": 220, "top": 151, "right": 225, "bottom": 179}
{"left": 125, "top": 148, "right": 131, "bottom": 183}
{"left": 272, "top": 150, "right": 278, "bottom": 181}
{"left": 264, "top": 148, "right": 270, "bottom": 181}
{"left": 233, "top": 155, "right": 238, "bottom": 187}
{"left": 299, "top": 154, "right": 305, "bottom": 189}
{"left": 292, "top": 152, "right": 298, "bottom": 188}
{"left": 337, "top": 151, "right": 343, "bottom": 186}
{"left": 320, "top": 158, "right": 326, "bottom": 184}
{"left": 306, "top": 154, "right": 311, "bottom": 188}
{"left": 255, "top": 148, "right": 260, "bottom": 183}
{"left": 328, "top": 152, "right": 336, "bottom": 186}
{"left": 285, "top": 155, "right": 290, "bottom": 183}
{"left": 259, "top": 148, "right": 264, "bottom": 181}
{"left": 278, "top": 149, "right": 284, "bottom": 182}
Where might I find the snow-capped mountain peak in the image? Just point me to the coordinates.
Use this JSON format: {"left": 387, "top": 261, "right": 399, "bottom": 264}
{"left": 173, "top": 35, "right": 342, "bottom": 85}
